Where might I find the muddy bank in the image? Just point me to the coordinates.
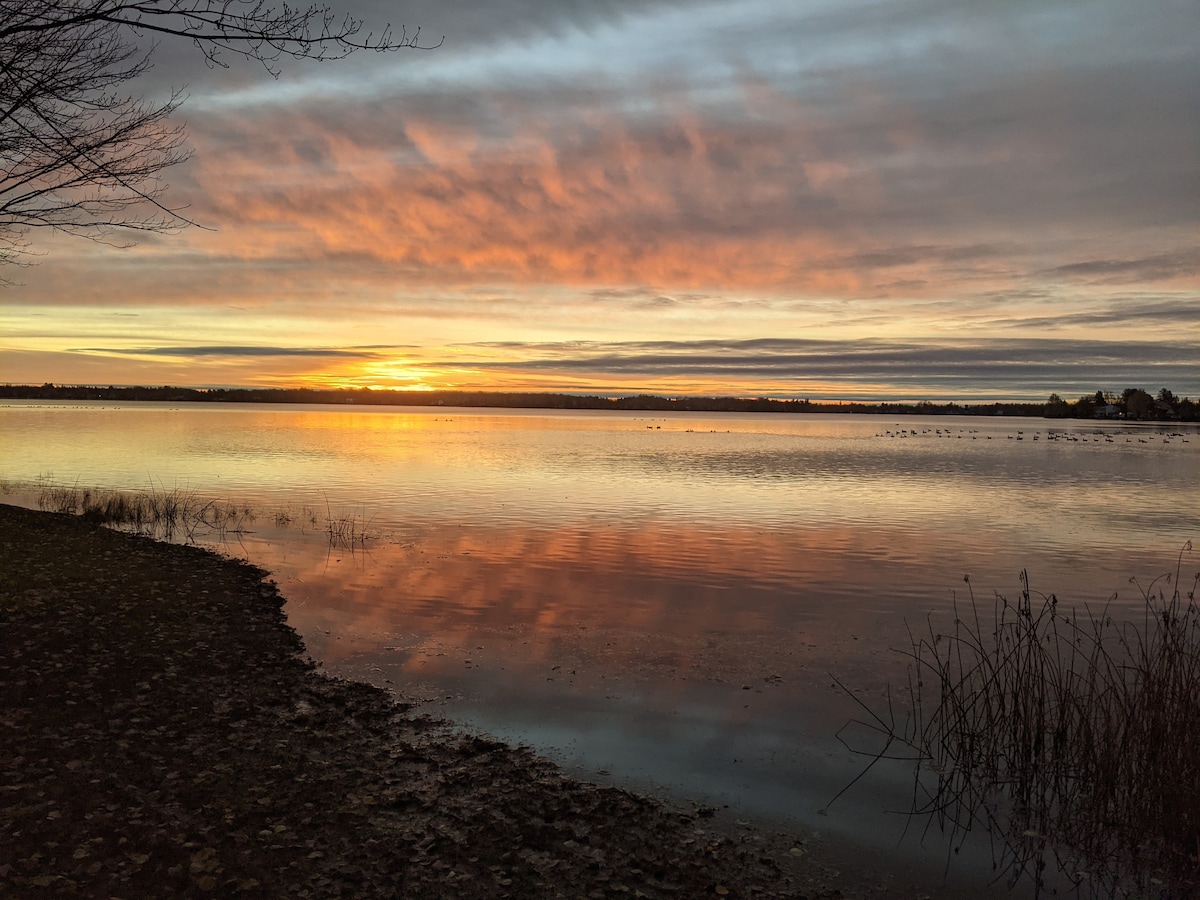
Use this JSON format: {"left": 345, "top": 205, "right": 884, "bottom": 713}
{"left": 1, "top": 504, "right": 880, "bottom": 898}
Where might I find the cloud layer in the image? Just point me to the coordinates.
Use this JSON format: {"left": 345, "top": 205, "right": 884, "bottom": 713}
{"left": 2, "top": 0, "right": 1196, "bottom": 398}
{"left": 49, "top": 337, "right": 1196, "bottom": 402}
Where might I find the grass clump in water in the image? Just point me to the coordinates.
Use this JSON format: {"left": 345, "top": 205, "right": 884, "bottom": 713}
{"left": 37, "top": 478, "right": 81, "bottom": 515}
{"left": 32, "top": 478, "right": 375, "bottom": 550}
{"left": 837, "top": 543, "right": 1200, "bottom": 897}
{"left": 35, "top": 479, "right": 253, "bottom": 542}
{"left": 321, "top": 495, "right": 374, "bottom": 550}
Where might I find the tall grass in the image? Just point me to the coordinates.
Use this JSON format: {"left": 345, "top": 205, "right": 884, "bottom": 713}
{"left": 837, "top": 544, "right": 1199, "bottom": 897}
{"left": 37, "top": 478, "right": 82, "bottom": 515}
{"left": 36, "top": 479, "right": 254, "bottom": 542}
{"left": 31, "top": 478, "right": 374, "bottom": 549}
{"left": 322, "top": 494, "right": 374, "bottom": 550}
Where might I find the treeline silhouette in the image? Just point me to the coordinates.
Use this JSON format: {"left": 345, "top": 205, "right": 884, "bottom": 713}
{"left": 2, "top": 383, "right": 1195, "bottom": 420}
{"left": 1044, "top": 388, "right": 1197, "bottom": 421}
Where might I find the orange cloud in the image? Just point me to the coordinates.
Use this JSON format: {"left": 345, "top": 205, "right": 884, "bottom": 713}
{"left": 186, "top": 104, "right": 890, "bottom": 295}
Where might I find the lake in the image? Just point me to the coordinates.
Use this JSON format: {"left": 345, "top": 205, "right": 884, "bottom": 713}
{"left": 3, "top": 400, "right": 1197, "bottom": 895}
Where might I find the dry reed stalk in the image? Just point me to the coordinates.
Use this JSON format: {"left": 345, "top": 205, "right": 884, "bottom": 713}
{"left": 835, "top": 543, "right": 1199, "bottom": 898}
{"left": 36, "top": 480, "right": 259, "bottom": 543}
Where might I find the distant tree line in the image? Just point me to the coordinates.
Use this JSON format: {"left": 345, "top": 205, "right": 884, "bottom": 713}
{"left": 0, "top": 383, "right": 1049, "bottom": 415}
{"left": 10, "top": 382, "right": 1187, "bottom": 418}
{"left": 1043, "top": 388, "right": 1196, "bottom": 422}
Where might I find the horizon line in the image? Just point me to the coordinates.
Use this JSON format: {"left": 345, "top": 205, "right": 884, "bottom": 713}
{"left": 6, "top": 381, "right": 1191, "bottom": 408}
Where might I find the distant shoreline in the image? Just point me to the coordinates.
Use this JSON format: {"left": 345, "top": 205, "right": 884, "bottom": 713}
{"left": 0, "top": 383, "right": 1054, "bottom": 417}
{"left": 5, "top": 382, "right": 1198, "bottom": 421}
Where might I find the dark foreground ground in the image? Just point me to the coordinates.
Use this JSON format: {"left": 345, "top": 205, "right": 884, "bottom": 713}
{"left": 0, "top": 503, "right": 871, "bottom": 899}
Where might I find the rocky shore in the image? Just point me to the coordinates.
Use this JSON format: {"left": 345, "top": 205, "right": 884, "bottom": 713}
{"left": 0, "top": 504, "right": 857, "bottom": 898}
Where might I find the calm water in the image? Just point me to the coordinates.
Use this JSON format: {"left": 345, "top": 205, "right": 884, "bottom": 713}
{"left": 4, "top": 401, "right": 1198, "bottom": 895}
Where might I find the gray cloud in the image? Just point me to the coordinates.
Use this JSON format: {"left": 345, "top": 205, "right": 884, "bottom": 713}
{"left": 977, "top": 297, "right": 1200, "bottom": 332}
{"left": 74, "top": 336, "right": 1199, "bottom": 393}
{"left": 1042, "top": 252, "right": 1200, "bottom": 285}
{"left": 444, "top": 337, "right": 1199, "bottom": 399}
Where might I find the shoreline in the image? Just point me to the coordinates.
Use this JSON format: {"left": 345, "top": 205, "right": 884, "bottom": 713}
{"left": 1, "top": 503, "right": 870, "bottom": 898}
{"left": 6, "top": 384, "right": 1198, "bottom": 422}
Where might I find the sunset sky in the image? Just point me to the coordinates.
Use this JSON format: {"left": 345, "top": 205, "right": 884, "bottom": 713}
{"left": 2, "top": 0, "right": 1197, "bottom": 401}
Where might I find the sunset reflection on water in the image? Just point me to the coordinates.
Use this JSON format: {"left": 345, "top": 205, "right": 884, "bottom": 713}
{"left": 248, "top": 517, "right": 923, "bottom": 835}
{"left": 275, "top": 519, "right": 960, "bottom": 684}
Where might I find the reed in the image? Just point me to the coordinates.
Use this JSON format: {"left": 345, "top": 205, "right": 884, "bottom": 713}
{"left": 193, "top": 499, "right": 256, "bottom": 540}
{"left": 30, "top": 478, "right": 373, "bottom": 548}
{"left": 837, "top": 543, "right": 1200, "bottom": 897}
{"left": 37, "top": 478, "right": 81, "bottom": 514}
{"left": 268, "top": 504, "right": 321, "bottom": 530}
{"left": 34, "top": 480, "right": 255, "bottom": 542}
{"left": 322, "top": 495, "right": 374, "bottom": 550}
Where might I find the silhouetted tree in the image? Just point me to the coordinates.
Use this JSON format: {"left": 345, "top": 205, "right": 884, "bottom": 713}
{"left": 0, "top": 1, "right": 435, "bottom": 269}
{"left": 1044, "top": 393, "right": 1070, "bottom": 418}
{"left": 1074, "top": 393, "right": 1098, "bottom": 419}
{"left": 1122, "top": 387, "right": 1155, "bottom": 420}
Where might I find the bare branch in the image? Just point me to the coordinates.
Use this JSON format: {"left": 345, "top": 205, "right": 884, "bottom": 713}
{"left": 0, "top": 1, "right": 437, "bottom": 265}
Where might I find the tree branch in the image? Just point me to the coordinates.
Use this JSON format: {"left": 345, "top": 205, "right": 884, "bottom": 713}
{"left": 0, "top": 1, "right": 437, "bottom": 264}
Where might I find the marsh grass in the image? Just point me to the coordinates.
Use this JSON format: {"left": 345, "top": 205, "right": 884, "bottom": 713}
{"left": 35, "top": 479, "right": 255, "bottom": 542}
{"left": 29, "top": 478, "right": 377, "bottom": 550}
{"left": 267, "top": 503, "right": 321, "bottom": 531}
{"left": 836, "top": 543, "right": 1200, "bottom": 897}
{"left": 322, "top": 495, "right": 374, "bottom": 550}
{"left": 37, "top": 478, "right": 81, "bottom": 515}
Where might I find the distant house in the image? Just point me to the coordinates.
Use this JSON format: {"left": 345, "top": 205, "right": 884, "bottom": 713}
{"left": 1096, "top": 404, "right": 1121, "bottom": 419}
{"left": 1155, "top": 400, "right": 1179, "bottom": 419}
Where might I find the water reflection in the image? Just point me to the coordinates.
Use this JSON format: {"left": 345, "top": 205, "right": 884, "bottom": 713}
{"left": 274, "top": 522, "right": 974, "bottom": 674}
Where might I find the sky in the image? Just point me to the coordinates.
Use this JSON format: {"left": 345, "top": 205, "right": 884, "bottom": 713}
{"left": 2, "top": 0, "right": 1197, "bottom": 401}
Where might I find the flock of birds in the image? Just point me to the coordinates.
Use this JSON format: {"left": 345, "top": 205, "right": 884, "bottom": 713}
{"left": 875, "top": 426, "right": 1191, "bottom": 444}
